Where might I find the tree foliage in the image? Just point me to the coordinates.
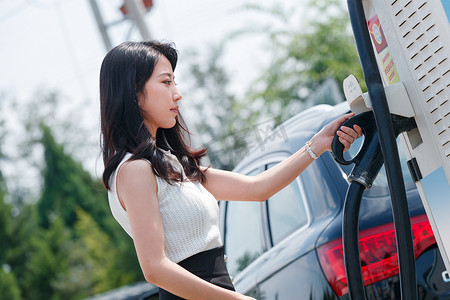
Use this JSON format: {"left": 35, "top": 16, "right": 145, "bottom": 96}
{"left": 0, "top": 171, "right": 10, "bottom": 263}
{"left": 0, "top": 268, "right": 21, "bottom": 300}
{"left": 38, "top": 124, "right": 110, "bottom": 230}
{"left": 35, "top": 124, "right": 142, "bottom": 299}
{"left": 183, "top": 44, "right": 250, "bottom": 169}
{"left": 1, "top": 108, "right": 141, "bottom": 299}
{"left": 74, "top": 208, "right": 137, "bottom": 294}
{"left": 23, "top": 216, "right": 71, "bottom": 300}
{"left": 3, "top": 202, "right": 39, "bottom": 298}
{"left": 0, "top": 165, "right": 22, "bottom": 300}
{"left": 185, "top": 0, "right": 365, "bottom": 169}
{"left": 0, "top": 102, "right": 21, "bottom": 300}
{"left": 238, "top": 0, "right": 365, "bottom": 124}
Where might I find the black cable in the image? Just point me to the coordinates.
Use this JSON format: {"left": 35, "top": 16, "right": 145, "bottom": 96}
{"left": 343, "top": 181, "right": 366, "bottom": 300}
{"left": 346, "top": 1, "right": 418, "bottom": 299}
{"left": 333, "top": 111, "right": 384, "bottom": 300}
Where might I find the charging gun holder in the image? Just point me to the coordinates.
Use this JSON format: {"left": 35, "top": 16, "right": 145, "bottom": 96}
{"left": 333, "top": 112, "right": 416, "bottom": 188}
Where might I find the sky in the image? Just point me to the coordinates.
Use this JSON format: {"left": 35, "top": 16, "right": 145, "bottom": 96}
{"left": 0, "top": 0, "right": 304, "bottom": 192}
{"left": 0, "top": 0, "right": 282, "bottom": 106}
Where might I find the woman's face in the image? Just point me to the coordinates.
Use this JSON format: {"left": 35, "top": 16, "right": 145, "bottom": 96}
{"left": 137, "top": 55, "right": 182, "bottom": 137}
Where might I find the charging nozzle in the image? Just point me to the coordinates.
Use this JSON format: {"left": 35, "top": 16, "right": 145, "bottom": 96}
{"left": 332, "top": 111, "right": 383, "bottom": 189}
{"left": 332, "top": 112, "right": 417, "bottom": 189}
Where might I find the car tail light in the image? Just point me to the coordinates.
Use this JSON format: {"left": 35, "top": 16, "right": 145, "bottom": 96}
{"left": 317, "top": 214, "right": 436, "bottom": 297}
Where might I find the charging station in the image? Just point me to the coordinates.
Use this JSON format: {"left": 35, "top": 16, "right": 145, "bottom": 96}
{"left": 332, "top": 0, "right": 450, "bottom": 299}
{"left": 347, "top": 0, "right": 450, "bottom": 268}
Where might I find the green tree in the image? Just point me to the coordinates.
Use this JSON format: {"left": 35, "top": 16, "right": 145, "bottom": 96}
{"left": 36, "top": 124, "right": 141, "bottom": 297}
{"left": 38, "top": 124, "right": 111, "bottom": 232}
{"left": 184, "top": 0, "right": 364, "bottom": 169}
{"left": 0, "top": 268, "right": 21, "bottom": 300}
{"left": 23, "top": 216, "right": 71, "bottom": 300}
{"left": 1, "top": 90, "right": 141, "bottom": 298}
{"left": 0, "top": 96, "right": 9, "bottom": 261}
{"left": 74, "top": 208, "right": 136, "bottom": 294}
{"left": 184, "top": 43, "right": 271, "bottom": 169}
{"left": 45, "top": 208, "right": 132, "bottom": 299}
{"left": 0, "top": 165, "right": 23, "bottom": 300}
{"left": 0, "top": 172, "right": 10, "bottom": 263}
{"left": 240, "top": 0, "right": 365, "bottom": 124}
{"left": 183, "top": 44, "right": 248, "bottom": 170}
{"left": 5, "top": 202, "right": 39, "bottom": 300}
{"left": 0, "top": 99, "right": 22, "bottom": 299}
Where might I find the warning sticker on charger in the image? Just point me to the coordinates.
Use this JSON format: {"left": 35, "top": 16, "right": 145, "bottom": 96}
{"left": 368, "top": 15, "right": 400, "bottom": 85}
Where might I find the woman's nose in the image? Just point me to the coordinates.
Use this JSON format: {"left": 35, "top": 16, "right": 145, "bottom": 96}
{"left": 173, "top": 86, "right": 182, "bottom": 101}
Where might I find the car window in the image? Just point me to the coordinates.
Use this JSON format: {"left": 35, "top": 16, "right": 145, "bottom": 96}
{"left": 224, "top": 169, "right": 264, "bottom": 276}
{"left": 341, "top": 136, "right": 415, "bottom": 196}
{"left": 266, "top": 162, "right": 309, "bottom": 245}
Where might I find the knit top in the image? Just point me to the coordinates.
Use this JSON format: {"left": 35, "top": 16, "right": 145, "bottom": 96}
{"left": 108, "top": 151, "right": 223, "bottom": 263}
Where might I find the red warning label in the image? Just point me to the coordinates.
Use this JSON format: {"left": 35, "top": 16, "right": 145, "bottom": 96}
{"left": 368, "top": 15, "right": 388, "bottom": 54}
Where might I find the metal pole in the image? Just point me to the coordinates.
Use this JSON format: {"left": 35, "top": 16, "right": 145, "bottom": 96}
{"left": 124, "top": 0, "right": 152, "bottom": 40}
{"left": 87, "top": 0, "right": 113, "bottom": 51}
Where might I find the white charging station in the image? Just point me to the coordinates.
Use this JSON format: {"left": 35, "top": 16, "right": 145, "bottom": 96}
{"left": 343, "top": 0, "right": 450, "bottom": 273}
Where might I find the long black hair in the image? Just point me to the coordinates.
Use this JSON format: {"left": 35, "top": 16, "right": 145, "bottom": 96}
{"left": 100, "top": 41, "right": 207, "bottom": 190}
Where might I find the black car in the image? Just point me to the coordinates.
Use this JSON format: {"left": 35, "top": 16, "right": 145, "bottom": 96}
{"left": 219, "top": 102, "right": 450, "bottom": 299}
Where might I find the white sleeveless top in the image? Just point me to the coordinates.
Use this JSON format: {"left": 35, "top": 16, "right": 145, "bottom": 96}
{"left": 108, "top": 151, "right": 223, "bottom": 263}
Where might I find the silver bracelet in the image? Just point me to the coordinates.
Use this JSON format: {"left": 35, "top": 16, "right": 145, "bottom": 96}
{"left": 305, "top": 141, "right": 318, "bottom": 160}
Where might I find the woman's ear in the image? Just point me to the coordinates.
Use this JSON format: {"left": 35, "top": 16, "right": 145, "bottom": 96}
{"left": 136, "top": 92, "right": 142, "bottom": 108}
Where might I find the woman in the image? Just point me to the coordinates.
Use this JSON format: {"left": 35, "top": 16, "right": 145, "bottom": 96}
{"left": 99, "top": 40, "right": 361, "bottom": 300}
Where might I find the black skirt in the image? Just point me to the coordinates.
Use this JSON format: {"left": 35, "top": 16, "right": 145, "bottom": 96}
{"left": 159, "top": 246, "right": 235, "bottom": 300}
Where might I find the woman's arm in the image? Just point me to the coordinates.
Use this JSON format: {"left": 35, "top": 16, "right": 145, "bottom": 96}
{"left": 117, "top": 160, "right": 254, "bottom": 300}
{"left": 202, "top": 113, "right": 362, "bottom": 202}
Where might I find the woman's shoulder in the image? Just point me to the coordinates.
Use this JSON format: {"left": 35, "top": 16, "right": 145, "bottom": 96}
{"left": 119, "top": 157, "right": 154, "bottom": 179}
{"left": 116, "top": 157, "right": 158, "bottom": 199}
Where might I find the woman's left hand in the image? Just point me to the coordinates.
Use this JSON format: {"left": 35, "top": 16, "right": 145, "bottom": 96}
{"left": 308, "top": 112, "right": 363, "bottom": 156}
